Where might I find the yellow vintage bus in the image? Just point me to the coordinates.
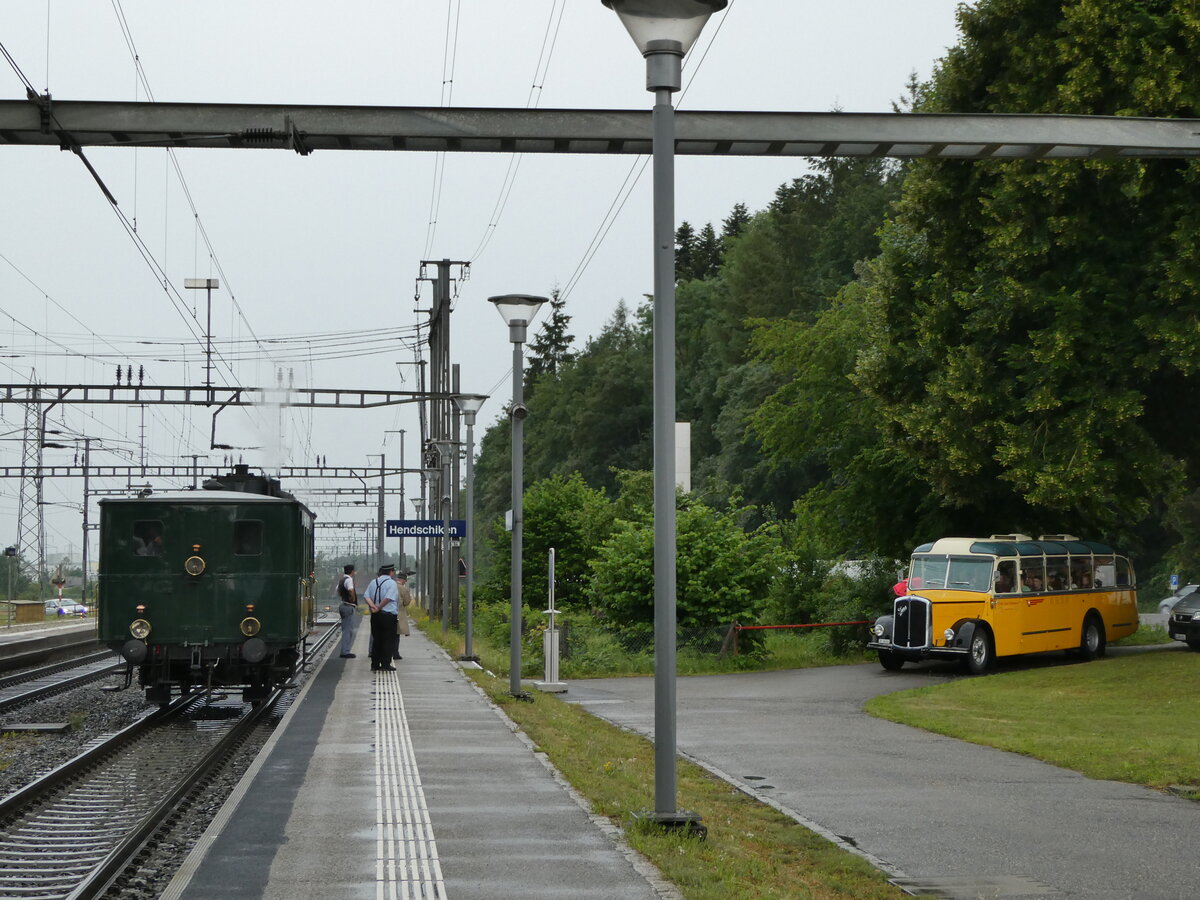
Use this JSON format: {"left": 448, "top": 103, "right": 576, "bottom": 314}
{"left": 867, "top": 534, "right": 1138, "bottom": 674}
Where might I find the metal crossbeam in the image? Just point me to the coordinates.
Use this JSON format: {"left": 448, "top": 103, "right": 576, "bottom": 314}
{"left": 0, "top": 383, "right": 432, "bottom": 409}
{"left": 3, "top": 100, "right": 1200, "bottom": 159}
{"left": 0, "top": 465, "right": 411, "bottom": 479}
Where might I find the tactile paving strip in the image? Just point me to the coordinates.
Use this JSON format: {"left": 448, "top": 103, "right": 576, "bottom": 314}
{"left": 375, "top": 671, "right": 446, "bottom": 899}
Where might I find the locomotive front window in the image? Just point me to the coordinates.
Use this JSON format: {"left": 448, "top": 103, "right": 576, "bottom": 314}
{"left": 234, "top": 520, "right": 263, "bottom": 556}
{"left": 133, "top": 520, "right": 163, "bottom": 557}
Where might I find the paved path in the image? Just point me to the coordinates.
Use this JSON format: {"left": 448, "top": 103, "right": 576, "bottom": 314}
{"left": 566, "top": 645, "right": 1199, "bottom": 900}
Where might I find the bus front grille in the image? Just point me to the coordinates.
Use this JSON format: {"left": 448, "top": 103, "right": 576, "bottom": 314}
{"left": 893, "top": 597, "right": 931, "bottom": 649}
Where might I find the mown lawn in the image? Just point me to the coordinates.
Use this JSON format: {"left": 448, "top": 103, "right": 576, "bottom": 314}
{"left": 867, "top": 646, "right": 1200, "bottom": 791}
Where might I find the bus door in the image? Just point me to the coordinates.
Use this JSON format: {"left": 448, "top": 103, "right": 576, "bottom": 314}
{"left": 1017, "top": 558, "right": 1048, "bottom": 652}
{"left": 989, "top": 559, "right": 1024, "bottom": 655}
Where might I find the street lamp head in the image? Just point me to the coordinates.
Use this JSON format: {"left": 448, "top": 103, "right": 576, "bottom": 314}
{"left": 489, "top": 294, "right": 547, "bottom": 323}
{"left": 601, "top": 0, "right": 726, "bottom": 56}
{"left": 453, "top": 393, "right": 488, "bottom": 425}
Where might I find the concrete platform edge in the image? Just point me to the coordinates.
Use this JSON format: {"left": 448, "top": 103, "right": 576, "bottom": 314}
{"left": 424, "top": 636, "right": 684, "bottom": 900}
{"left": 159, "top": 639, "right": 336, "bottom": 900}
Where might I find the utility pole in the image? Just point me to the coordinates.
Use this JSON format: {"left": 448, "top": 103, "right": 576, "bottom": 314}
{"left": 184, "top": 278, "right": 219, "bottom": 403}
{"left": 81, "top": 438, "right": 90, "bottom": 607}
{"left": 17, "top": 377, "right": 46, "bottom": 598}
{"left": 417, "top": 259, "right": 468, "bottom": 621}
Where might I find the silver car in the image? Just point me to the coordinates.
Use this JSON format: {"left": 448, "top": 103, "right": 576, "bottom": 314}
{"left": 1159, "top": 584, "right": 1199, "bottom": 616}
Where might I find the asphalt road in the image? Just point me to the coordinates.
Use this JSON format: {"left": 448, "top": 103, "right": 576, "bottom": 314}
{"left": 565, "top": 642, "right": 1197, "bottom": 900}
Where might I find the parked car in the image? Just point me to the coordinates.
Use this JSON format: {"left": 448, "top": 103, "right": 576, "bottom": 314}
{"left": 1167, "top": 590, "right": 1200, "bottom": 648}
{"left": 55, "top": 603, "right": 89, "bottom": 617}
{"left": 1158, "top": 584, "right": 1199, "bottom": 616}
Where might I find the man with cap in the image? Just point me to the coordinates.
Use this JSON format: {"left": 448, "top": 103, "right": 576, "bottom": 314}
{"left": 364, "top": 563, "right": 400, "bottom": 671}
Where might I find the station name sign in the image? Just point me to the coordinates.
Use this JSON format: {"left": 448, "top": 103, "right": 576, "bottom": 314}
{"left": 386, "top": 519, "right": 466, "bottom": 538}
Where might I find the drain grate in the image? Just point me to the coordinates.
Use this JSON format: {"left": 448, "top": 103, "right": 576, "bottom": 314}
{"left": 890, "top": 875, "right": 1059, "bottom": 898}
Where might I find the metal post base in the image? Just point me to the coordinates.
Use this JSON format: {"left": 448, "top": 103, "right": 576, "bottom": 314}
{"left": 632, "top": 809, "right": 707, "bottom": 840}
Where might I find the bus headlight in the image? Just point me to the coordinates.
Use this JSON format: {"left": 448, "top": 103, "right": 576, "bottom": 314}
{"left": 130, "top": 618, "right": 152, "bottom": 640}
{"left": 240, "top": 617, "right": 261, "bottom": 637}
{"left": 944, "top": 628, "right": 956, "bottom": 643}
{"left": 872, "top": 623, "right": 885, "bottom": 636}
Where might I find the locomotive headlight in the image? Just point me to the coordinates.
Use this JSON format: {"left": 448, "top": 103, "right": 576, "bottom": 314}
{"left": 130, "top": 618, "right": 152, "bottom": 640}
{"left": 240, "top": 617, "right": 261, "bottom": 637}
{"left": 184, "top": 555, "right": 205, "bottom": 576}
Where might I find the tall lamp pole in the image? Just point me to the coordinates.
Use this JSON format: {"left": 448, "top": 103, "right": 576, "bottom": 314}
{"left": 489, "top": 293, "right": 547, "bottom": 696}
{"left": 601, "top": 0, "right": 726, "bottom": 831}
{"left": 432, "top": 439, "right": 458, "bottom": 634}
{"left": 411, "top": 498, "right": 426, "bottom": 606}
{"left": 385, "top": 429, "right": 407, "bottom": 569}
{"left": 453, "top": 393, "right": 488, "bottom": 661}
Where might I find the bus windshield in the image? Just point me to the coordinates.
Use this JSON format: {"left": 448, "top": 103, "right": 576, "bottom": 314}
{"left": 910, "top": 555, "right": 993, "bottom": 593}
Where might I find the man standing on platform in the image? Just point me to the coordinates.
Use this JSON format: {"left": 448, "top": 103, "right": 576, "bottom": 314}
{"left": 338, "top": 564, "right": 359, "bottom": 658}
{"left": 394, "top": 571, "right": 413, "bottom": 659}
{"left": 365, "top": 562, "right": 399, "bottom": 671}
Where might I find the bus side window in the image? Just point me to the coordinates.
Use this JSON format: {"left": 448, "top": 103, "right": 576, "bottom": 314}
{"left": 1021, "top": 560, "right": 1045, "bottom": 593}
{"left": 1071, "top": 557, "right": 1094, "bottom": 589}
{"left": 994, "top": 560, "right": 1017, "bottom": 593}
{"left": 1046, "top": 557, "right": 1069, "bottom": 592}
{"left": 1115, "top": 557, "right": 1131, "bottom": 587}
{"left": 1094, "top": 557, "right": 1114, "bottom": 588}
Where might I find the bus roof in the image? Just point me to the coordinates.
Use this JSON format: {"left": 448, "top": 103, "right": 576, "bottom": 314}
{"left": 914, "top": 537, "right": 1115, "bottom": 557}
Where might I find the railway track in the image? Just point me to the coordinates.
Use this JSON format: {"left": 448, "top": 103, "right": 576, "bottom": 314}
{"left": 0, "top": 626, "right": 336, "bottom": 899}
{"left": 0, "top": 653, "right": 123, "bottom": 715}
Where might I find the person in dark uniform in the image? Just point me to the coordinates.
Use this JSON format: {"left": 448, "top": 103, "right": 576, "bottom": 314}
{"left": 364, "top": 563, "right": 399, "bottom": 671}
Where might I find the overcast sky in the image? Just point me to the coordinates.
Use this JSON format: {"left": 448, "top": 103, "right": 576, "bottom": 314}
{"left": 0, "top": 0, "right": 966, "bottom": 562}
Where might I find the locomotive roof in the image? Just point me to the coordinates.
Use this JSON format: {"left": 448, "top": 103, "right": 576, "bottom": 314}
{"left": 99, "top": 490, "right": 295, "bottom": 504}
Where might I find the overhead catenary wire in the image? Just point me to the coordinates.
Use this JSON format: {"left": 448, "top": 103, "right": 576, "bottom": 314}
{"left": 557, "top": 1, "right": 735, "bottom": 303}
{"left": 467, "top": 0, "right": 567, "bottom": 263}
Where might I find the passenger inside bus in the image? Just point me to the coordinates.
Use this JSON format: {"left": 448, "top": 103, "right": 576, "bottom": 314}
{"left": 1021, "top": 570, "right": 1044, "bottom": 592}
{"left": 995, "top": 561, "right": 1017, "bottom": 593}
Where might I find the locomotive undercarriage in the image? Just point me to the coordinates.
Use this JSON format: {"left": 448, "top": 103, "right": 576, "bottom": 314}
{"left": 132, "top": 644, "right": 299, "bottom": 705}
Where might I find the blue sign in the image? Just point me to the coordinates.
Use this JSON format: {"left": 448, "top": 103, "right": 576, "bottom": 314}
{"left": 387, "top": 519, "right": 465, "bottom": 538}
{"left": 1171, "top": 573, "right": 1180, "bottom": 591}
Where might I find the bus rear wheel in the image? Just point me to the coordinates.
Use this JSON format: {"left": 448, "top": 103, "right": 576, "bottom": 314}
{"left": 879, "top": 651, "right": 905, "bottom": 671}
{"left": 1079, "top": 614, "right": 1106, "bottom": 661}
{"left": 964, "top": 627, "right": 993, "bottom": 675}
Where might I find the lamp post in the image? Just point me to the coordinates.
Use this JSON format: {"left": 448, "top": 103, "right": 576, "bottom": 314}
{"left": 431, "top": 439, "right": 459, "bottom": 634}
{"left": 453, "top": 393, "right": 488, "bottom": 661}
{"left": 489, "top": 293, "right": 547, "bottom": 696}
{"left": 601, "top": 0, "right": 726, "bottom": 831}
{"left": 411, "top": 497, "right": 426, "bottom": 606}
{"left": 385, "top": 429, "right": 406, "bottom": 570}
{"left": 4, "top": 546, "right": 16, "bottom": 628}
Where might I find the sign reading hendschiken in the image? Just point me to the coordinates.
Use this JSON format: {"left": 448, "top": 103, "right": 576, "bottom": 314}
{"left": 386, "top": 519, "right": 466, "bottom": 538}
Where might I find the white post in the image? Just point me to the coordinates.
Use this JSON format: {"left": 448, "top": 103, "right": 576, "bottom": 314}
{"left": 536, "top": 546, "right": 567, "bottom": 692}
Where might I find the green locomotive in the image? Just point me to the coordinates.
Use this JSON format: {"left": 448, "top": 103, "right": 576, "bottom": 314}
{"left": 97, "top": 465, "right": 316, "bottom": 704}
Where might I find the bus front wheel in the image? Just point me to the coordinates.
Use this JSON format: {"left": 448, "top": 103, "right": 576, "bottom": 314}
{"left": 964, "top": 627, "right": 994, "bottom": 675}
{"left": 1079, "top": 614, "right": 1106, "bottom": 661}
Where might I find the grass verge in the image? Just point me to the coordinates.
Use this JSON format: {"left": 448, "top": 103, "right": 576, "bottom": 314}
{"left": 415, "top": 611, "right": 918, "bottom": 900}
{"left": 866, "top": 647, "right": 1200, "bottom": 791}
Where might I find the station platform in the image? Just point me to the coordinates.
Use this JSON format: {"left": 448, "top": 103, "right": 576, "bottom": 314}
{"left": 162, "top": 622, "right": 674, "bottom": 900}
{"left": 0, "top": 620, "right": 98, "bottom": 670}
